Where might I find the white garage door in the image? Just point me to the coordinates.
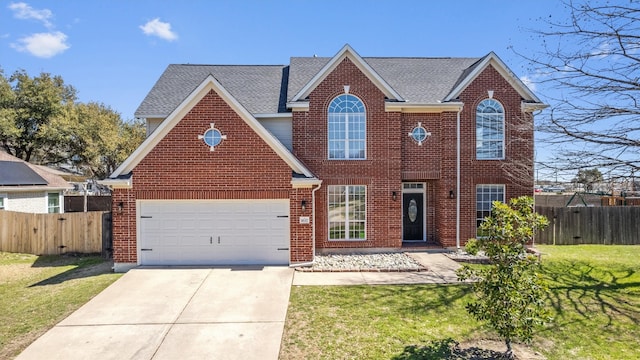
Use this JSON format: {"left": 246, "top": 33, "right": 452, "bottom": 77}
{"left": 138, "top": 200, "right": 290, "bottom": 266}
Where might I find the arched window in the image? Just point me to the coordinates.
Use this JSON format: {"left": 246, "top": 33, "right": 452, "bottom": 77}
{"left": 328, "top": 94, "right": 366, "bottom": 159}
{"left": 476, "top": 99, "right": 504, "bottom": 159}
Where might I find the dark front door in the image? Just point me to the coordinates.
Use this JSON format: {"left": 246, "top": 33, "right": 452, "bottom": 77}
{"left": 403, "top": 193, "right": 424, "bottom": 241}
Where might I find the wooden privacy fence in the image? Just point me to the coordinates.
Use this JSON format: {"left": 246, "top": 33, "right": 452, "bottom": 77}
{"left": 0, "top": 210, "right": 108, "bottom": 255}
{"left": 535, "top": 206, "right": 640, "bottom": 245}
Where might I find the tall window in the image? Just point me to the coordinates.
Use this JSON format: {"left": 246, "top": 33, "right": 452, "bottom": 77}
{"left": 0, "top": 194, "right": 6, "bottom": 210}
{"left": 476, "top": 99, "right": 504, "bottom": 159}
{"left": 476, "top": 185, "right": 505, "bottom": 235}
{"left": 328, "top": 185, "right": 366, "bottom": 240}
{"left": 328, "top": 94, "right": 366, "bottom": 159}
{"left": 47, "top": 193, "right": 60, "bottom": 213}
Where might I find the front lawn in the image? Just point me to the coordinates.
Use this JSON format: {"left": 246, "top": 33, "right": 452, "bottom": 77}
{"left": 0, "top": 252, "right": 122, "bottom": 359}
{"left": 280, "top": 245, "right": 640, "bottom": 359}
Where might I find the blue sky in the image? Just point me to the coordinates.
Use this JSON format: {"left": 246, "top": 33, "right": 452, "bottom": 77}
{"left": 1, "top": 1, "right": 568, "bottom": 178}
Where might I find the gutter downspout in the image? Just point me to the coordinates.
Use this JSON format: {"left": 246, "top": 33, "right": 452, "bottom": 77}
{"left": 289, "top": 182, "right": 322, "bottom": 267}
{"left": 456, "top": 106, "right": 462, "bottom": 250}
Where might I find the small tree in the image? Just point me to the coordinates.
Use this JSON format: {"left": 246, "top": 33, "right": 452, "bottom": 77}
{"left": 573, "top": 168, "right": 603, "bottom": 193}
{"left": 457, "top": 196, "right": 550, "bottom": 359}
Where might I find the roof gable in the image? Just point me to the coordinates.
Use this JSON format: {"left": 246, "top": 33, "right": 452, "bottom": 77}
{"left": 444, "top": 52, "right": 542, "bottom": 103}
{"left": 111, "top": 75, "right": 314, "bottom": 178}
{"left": 289, "top": 44, "right": 404, "bottom": 103}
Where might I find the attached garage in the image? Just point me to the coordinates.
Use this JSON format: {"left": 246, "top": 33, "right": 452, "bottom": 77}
{"left": 138, "top": 199, "right": 290, "bottom": 266}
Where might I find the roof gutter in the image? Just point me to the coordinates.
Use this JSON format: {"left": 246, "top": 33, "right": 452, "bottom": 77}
{"left": 0, "top": 186, "right": 71, "bottom": 192}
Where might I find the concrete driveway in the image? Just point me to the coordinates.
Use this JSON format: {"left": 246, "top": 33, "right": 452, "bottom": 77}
{"left": 17, "top": 266, "right": 294, "bottom": 360}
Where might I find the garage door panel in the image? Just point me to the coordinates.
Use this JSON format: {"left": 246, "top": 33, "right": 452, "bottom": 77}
{"left": 139, "top": 200, "right": 289, "bottom": 266}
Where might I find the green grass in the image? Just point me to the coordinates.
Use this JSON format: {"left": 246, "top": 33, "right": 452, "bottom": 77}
{"left": 0, "top": 252, "right": 122, "bottom": 359}
{"left": 280, "top": 245, "right": 640, "bottom": 359}
{"left": 537, "top": 245, "right": 640, "bottom": 359}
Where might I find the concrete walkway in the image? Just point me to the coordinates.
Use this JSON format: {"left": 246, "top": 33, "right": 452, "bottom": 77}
{"left": 17, "top": 267, "right": 293, "bottom": 360}
{"left": 292, "top": 253, "right": 462, "bottom": 285}
{"left": 17, "top": 253, "right": 462, "bottom": 360}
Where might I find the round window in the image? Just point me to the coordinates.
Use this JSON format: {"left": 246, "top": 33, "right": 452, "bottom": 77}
{"left": 409, "top": 123, "right": 431, "bottom": 145}
{"left": 203, "top": 128, "right": 223, "bottom": 147}
{"left": 411, "top": 127, "right": 427, "bottom": 143}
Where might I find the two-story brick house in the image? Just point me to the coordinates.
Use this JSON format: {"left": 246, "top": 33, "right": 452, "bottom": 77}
{"left": 103, "top": 45, "right": 546, "bottom": 272}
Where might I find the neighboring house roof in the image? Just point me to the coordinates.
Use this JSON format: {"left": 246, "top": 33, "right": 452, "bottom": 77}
{"left": 0, "top": 151, "right": 72, "bottom": 191}
{"left": 111, "top": 74, "right": 316, "bottom": 182}
{"left": 135, "top": 45, "right": 544, "bottom": 119}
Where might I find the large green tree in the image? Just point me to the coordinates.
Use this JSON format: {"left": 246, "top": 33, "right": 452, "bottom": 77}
{"left": 0, "top": 69, "right": 145, "bottom": 177}
{"left": 0, "top": 68, "right": 77, "bottom": 163}
{"left": 458, "top": 196, "right": 550, "bottom": 359}
{"left": 71, "top": 102, "right": 146, "bottom": 178}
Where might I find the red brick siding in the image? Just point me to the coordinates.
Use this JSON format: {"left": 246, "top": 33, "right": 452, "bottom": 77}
{"left": 113, "top": 59, "right": 536, "bottom": 261}
{"left": 289, "top": 187, "right": 314, "bottom": 262}
{"left": 112, "top": 89, "right": 295, "bottom": 263}
{"left": 444, "top": 64, "right": 534, "bottom": 246}
{"left": 293, "top": 58, "right": 403, "bottom": 250}
{"left": 293, "top": 61, "right": 534, "bottom": 250}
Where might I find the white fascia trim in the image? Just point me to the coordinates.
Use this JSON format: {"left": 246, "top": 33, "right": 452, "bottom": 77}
{"left": 111, "top": 75, "right": 314, "bottom": 178}
{"left": 385, "top": 102, "right": 464, "bottom": 113}
{"left": 287, "top": 102, "right": 310, "bottom": 111}
{"left": 134, "top": 114, "right": 167, "bottom": 119}
{"left": 291, "top": 178, "right": 322, "bottom": 188}
{"left": 254, "top": 113, "right": 293, "bottom": 119}
{"left": 97, "top": 177, "right": 132, "bottom": 189}
{"left": 290, "top": 44, "right": 404, "bottom": 102}
{"left": 444, "top": 52, "right": 543, "bottom": 103}
{"left": 521, "top": 102, "right": 549, "bottom": 112}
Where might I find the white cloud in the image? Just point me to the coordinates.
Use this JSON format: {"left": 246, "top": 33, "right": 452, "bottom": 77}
{"left": 8, "top": 2, "right": 53, "bottom": 28}
{"left": 140, "top": 18, "right": 178, "bottom": 41}
{"left": 11, "top": 31, "right": 70, "bottom": 58}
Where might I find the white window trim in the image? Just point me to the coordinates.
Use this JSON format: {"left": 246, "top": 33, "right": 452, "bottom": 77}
{"left": 328, "top": 185, "right": 367, "bottom": 241}
{"left": 476, "top": 99, "right": 505, "bottom": 160}
{"left": 0, "top": 193, "right": 7, "bottom": 210}
{"left": 476, "top": 184, "right": 506, "bottom": 231}
{"left": 327, "top": 95, "right": 367, "bottom": 160}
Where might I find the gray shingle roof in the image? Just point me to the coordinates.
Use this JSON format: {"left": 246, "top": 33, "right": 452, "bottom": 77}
{"left": 135, "top": 56, "right": 482, "bottom": 118}
{"left": 135, "top": 64, "right": 288, "bottom": 117}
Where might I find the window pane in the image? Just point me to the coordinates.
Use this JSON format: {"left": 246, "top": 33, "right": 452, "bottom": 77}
{"left": 328, "top": 185, "right": 365, "bottom": 240}
{"left": 48, "top": 193, "right": 60, "bottom": 213}
{"left": 476, "top": 185, "right": 505, "bottom": 235}
{"left": 328, "top": 95, "right": 366, "bottom": 159}
{"left": 476, "top": 99, "right": 504, "bottom": 159}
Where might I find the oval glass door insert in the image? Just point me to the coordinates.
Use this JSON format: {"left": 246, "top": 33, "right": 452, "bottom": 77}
{"left": 408, "top": 199, "right": 418, "bottom": 223}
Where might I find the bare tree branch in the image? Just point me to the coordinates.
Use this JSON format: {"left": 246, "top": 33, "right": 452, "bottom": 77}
{"left": 516, "top": 0, "right": 640, "bottom": 182}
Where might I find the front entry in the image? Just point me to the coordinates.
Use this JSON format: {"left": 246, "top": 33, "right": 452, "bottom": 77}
{"left": 402, "top": 183, "right": 425, "bottom": 241}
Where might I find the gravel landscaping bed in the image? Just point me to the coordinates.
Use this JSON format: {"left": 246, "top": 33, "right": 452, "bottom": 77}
{"left": 295, "top": 252, "right": 427, "bottom": 272}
